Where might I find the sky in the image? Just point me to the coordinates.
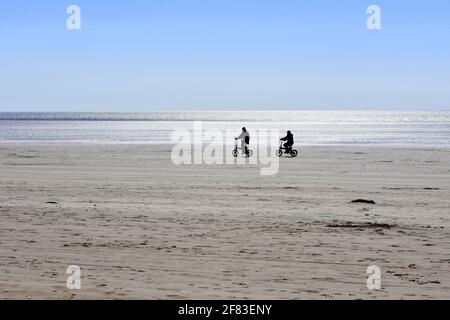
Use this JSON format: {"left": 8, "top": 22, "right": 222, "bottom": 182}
{"left": 0, "top": 0, "right": 449, "bottom": 111}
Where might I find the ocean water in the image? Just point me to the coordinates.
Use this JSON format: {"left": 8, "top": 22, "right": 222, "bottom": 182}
{"left": 0, "top": 111, "right": 449, "bottom": 147}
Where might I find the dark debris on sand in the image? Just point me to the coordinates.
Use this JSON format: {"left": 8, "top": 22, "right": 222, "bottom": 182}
{"left": 350, "top": 199, "right": 376, "bottom": 204}
{"left": 326, "top": 222, "right": 396, "bottom": 229}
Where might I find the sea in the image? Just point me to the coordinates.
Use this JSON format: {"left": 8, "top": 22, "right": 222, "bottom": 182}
{"left": 0, "top": 111, "right": 449, "bottom": 147}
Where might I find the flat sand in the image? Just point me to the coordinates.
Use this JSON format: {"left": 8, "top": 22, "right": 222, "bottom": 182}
{"left": 0, "top": 143, "right": 449, "bottom": 299}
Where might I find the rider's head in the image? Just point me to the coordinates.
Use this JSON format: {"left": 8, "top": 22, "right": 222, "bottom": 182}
{"left": 287, "top": 130, "right": 291, "bottom": 134}
{"left": 242, "top": 127, "right": 247, "bottom": 132}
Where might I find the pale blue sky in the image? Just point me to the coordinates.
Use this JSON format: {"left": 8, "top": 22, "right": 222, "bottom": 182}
{"left": 1, "top": 0, "right": 449, "bottom": 111}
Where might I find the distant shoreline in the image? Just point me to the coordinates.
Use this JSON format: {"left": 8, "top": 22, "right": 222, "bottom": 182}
{"left": 0, "top": 110, "right": 449, "bottom": 122}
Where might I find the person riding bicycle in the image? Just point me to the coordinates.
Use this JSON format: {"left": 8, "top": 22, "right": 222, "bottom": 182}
{"left": 235, "top": 127, "right": 250, "bottom": 156}
{"left": 280, "top": 130, "right": 294, "bottom": 153}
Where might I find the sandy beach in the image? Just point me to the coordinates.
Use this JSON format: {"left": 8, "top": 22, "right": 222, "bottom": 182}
{"left": 0, "top": 143, "right": 449, "bottom": 299}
